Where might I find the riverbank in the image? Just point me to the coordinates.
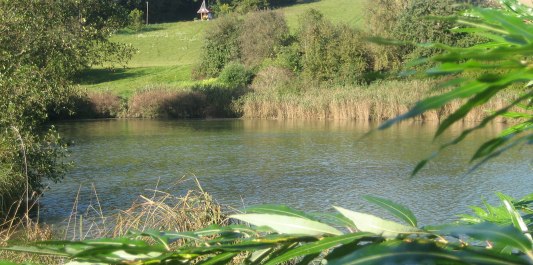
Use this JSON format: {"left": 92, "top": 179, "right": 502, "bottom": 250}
{"left": 70, "top": 79, "right": 523, "bottom": 123}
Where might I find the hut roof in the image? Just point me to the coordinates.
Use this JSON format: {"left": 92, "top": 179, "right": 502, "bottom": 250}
{"left": 197, "top": 0, "right": 210, "bottom": 13}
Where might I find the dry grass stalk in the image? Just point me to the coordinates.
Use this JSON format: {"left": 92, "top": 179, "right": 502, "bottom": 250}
{"left": 112, "top": 179, "right": 226, "bottom": 238}
{"left": 0, "top": 201, "right": 59, "bottom": 264}
{"left": 87, "top": 91, "right": 123, "bottom": 118}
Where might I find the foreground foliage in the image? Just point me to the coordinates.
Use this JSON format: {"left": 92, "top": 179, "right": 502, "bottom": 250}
{"left": 1, "top": 193, "right": 531, "bottom": 264}
{"left": 379, "top": 0, "right": 532, "bottom": 174}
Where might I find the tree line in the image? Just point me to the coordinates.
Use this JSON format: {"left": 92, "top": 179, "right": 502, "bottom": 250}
{"left": 194, "top": 0, "right": 496, "bottom": 89}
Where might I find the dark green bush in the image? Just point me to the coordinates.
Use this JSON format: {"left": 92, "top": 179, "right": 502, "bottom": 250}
{"left": 128, "top": 9, "right": 144, "bottom": 32}
{"left": 196, "top": 15, "right": 241, "bottom": 78}
{"left": 234, "top": 0, "right": 270, "bottom": 14}
{"left": 218, "top": 62, "right": 253, "bottom": 88}
{"left": 270, "top": 42, "right": 302, "bottom": 73}
{"left": 211, "top": 0, "right": 270, "bottom": 15}
{"left": 195, "top": 10, "right": 289, "bottom": 79}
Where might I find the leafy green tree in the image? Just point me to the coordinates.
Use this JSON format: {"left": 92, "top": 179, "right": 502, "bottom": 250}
{"left": 0, "top": 0, "right": 132, "bottom": 219}
{"left": 195, "top": 15, "right": 242, "bottom": 78}
{"left": 128, "top": 9, "right": 145, "bottom": 32}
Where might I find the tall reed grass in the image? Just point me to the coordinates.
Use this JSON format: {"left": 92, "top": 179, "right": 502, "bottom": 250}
{"left": 1, "top": 178, "right": 226, "bottom": 264}
{"left": 238, "top": 79, "right": 518, "bottom": 122}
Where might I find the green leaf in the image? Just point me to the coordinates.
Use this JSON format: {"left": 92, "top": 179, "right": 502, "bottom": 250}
{"left": 311, "top": 212, "right": 357, "bottom": 230}
{"left": 379, "top": 80, "right": 488, "bottom": 130}
{"left": 327, "top": 242, "right": 461, "bottom": 265}
{"left": 442, "top": 223, "right": 532, "bottom": 252}
{"left": 248, "top": 248, "right": 273, "bottom": 264}
{"left": 294, "top": 253, "right": 321, "bottom": 265}
{"left": 230, "top": 214, "right": 342, "bottom": 236}
{"left": 434, "top": 79, "right": 508, "bottom": 139}
{"left": 334, "top": 207, "right": 421, "bottom": 238}
{"left": 196, "top": 252, "right": 237, "bottom": 265}
{"left": 498, "top": 194, "right": 533, "bottom": 242}
{"left": 0, "top": 261, "right": 22, "bottom": 265}
{"left": 362, "top": 196, "right": 418, "bottom": 227}
{"left": 264, "top": 233, "right": 374, "bottom": 265}
{"left": 478, "top": 8, "right": 533, "bottom": 40}
{"left": 0, "top": 245, "right": 70, "bottom": 257}
{"left": 245, "top": 204, "right": 317, "bottom": 220}
{"left": 471, "top": 136, "right": 510, "bottom": 162}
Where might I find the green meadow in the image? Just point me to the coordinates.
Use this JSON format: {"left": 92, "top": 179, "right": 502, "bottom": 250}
{"left": 80, "top": 0, "right": 365, "bottom": 98}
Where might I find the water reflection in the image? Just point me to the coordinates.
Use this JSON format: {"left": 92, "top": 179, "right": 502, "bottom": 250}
{"left": 42, "top": 119, "right": 531, "bottom": 226}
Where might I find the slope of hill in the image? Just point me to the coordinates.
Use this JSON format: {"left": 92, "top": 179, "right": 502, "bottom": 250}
{"left": 80, "top": 0, "right": 366, "bottom": 97}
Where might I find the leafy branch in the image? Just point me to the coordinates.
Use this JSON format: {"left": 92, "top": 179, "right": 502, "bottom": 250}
{"left": 379, "top": 0, "right": 533, "bottom": 175}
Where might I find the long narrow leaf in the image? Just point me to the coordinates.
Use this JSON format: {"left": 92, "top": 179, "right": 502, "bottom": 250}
{"left": 442, "top": 223, "right": 532, "bottom": 252}
{"left": 245, "top": 205, "right": 317, "bottom": 220}
{"left": 362, "top": 196, "right": 417, "bottom": 227}
{"left": 230, "top": 214, "right": 342, "bottom": 236}
{"left": 264, "top": 233, "right": 374, "bottom": 265}
{"left": 334, "top": 207, "right": 420, "bottom": 238}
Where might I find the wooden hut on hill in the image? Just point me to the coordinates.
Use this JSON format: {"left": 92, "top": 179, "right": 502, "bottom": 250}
{"left": 197, "top": 0, "right": 212, "bottom": 20}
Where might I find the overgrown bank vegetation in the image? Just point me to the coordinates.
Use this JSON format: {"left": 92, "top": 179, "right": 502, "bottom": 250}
{"left": 74, "top": 0, "right": 511, "bottom": 120}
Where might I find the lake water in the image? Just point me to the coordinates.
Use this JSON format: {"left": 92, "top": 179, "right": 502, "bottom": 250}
{"left": 40, "top": 119, "right": 531, "bottom": 227}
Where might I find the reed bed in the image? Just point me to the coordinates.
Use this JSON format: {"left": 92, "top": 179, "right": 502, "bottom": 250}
{"left": 239, "top": 79, "right": 519, "bottom": 122}
{"left": 59, "top": 178, "right": 226, "bottom": 240}
{"left": 1, "top": 178, "right": 227, "bottom": 264}
{"left": 112, "top": 180, "right": 226, "bottom": 237}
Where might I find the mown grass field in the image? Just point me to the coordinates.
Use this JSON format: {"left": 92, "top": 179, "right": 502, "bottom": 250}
{"left": 80, "top": 0, "right": 365, "bottom": 98}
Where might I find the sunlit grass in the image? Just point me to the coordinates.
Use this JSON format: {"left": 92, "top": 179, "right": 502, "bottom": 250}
{"left": 80, "top": 0, "right": 367, "bottom": 98}
{"left": 80, "top": 65, "right": 195, "bottom": 98}
{"left": 281, "top": 0, "right": 366, "bottom": 30}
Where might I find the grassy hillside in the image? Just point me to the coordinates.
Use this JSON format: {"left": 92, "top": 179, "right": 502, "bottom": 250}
{"left": 80, "top": 0, "right": 366, "bottom": 98}
{"left": 283, "top": 0, "right": 365, "bottom": 29}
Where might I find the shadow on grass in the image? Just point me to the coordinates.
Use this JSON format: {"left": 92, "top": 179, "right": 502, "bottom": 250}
{"left": 272, "top": 0, "right": 321, "bottom": 8}
{"left": 115, "top": 25, "right": 167, "bottom": 35}
{"left": 76, "top": 68, "right": 145, "bottom": 85}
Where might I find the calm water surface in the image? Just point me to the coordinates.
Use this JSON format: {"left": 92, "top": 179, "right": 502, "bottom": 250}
{"left": 41, "top": 119, "right": 531, "bottom": 226}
